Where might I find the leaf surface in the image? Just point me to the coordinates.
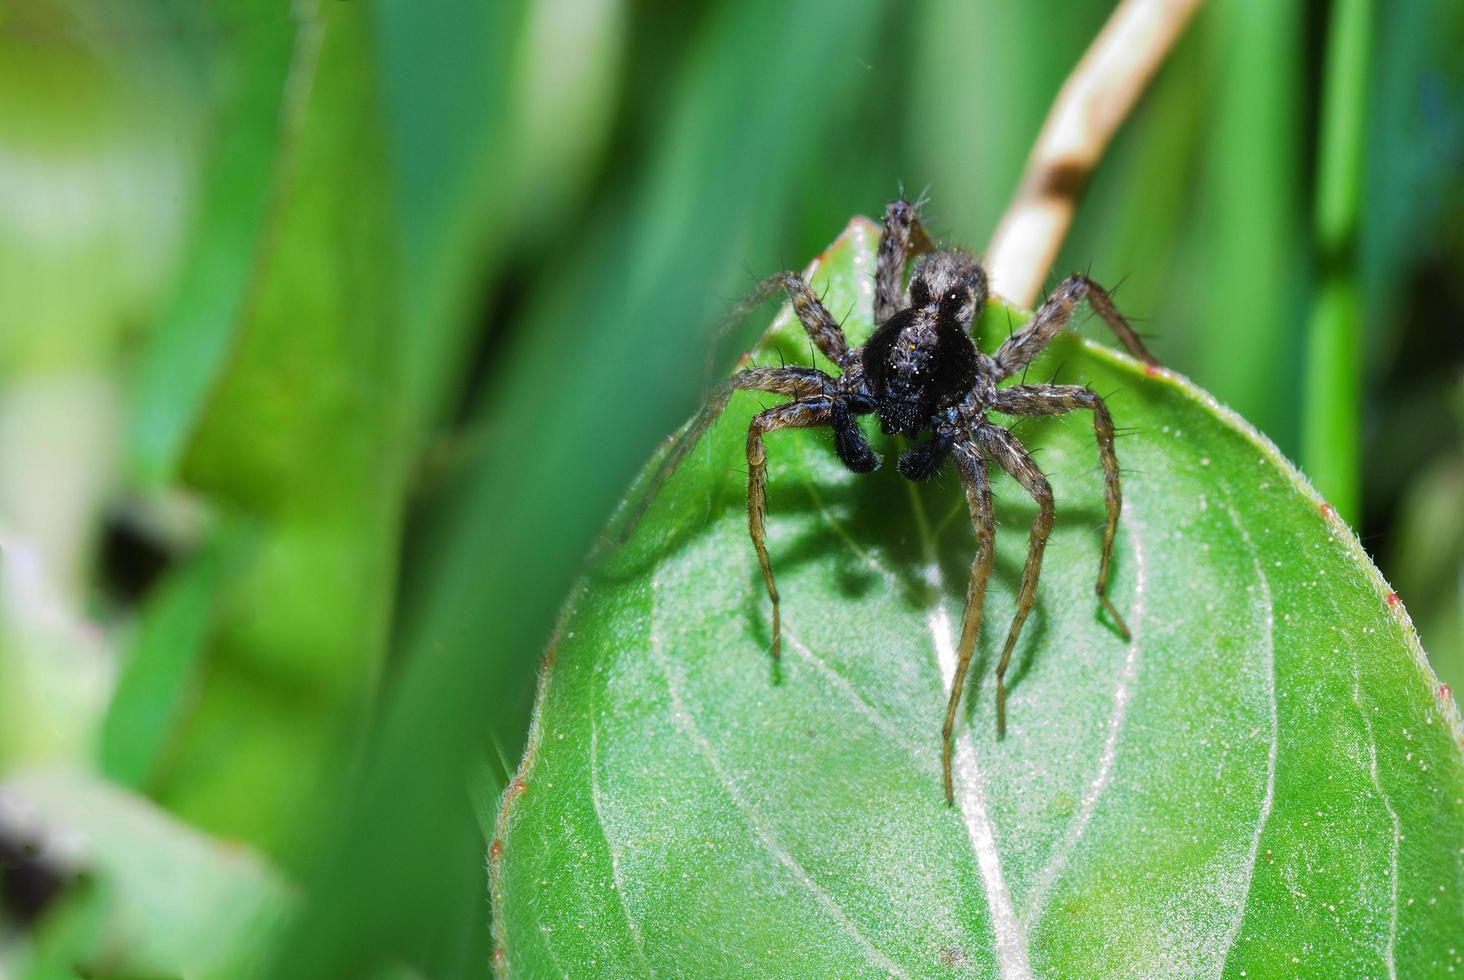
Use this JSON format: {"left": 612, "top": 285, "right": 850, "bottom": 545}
{"left": 493, "top": 217, "right": 1464, "bottom": 977}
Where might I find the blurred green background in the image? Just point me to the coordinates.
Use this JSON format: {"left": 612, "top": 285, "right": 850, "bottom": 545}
{"left": 0, "top": 0, "right": 1460, "bottom": 976}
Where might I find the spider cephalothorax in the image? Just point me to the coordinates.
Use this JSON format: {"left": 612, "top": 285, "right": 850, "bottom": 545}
{"left": 864, "top": 249, "right": 986, "bottom": 442}
{"left": 622, "top": 198, "right": 1159, "bottom": 804}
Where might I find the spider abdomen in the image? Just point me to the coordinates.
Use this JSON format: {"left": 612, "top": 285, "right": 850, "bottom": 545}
{"left": 864, "top": 311, "right": 979, "bottom": 437}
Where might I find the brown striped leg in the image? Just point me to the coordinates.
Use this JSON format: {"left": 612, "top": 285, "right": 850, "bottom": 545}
{"left": 704, "top": 271, "right": 852, "bottom": 389}
{"left": 942, "top": 439, "right": 996, "bottom": 804}
{"left": 618, "top": 367, "right": 831, "bottom": 542}
{"left": 875, "top": 198, "right": 936, "bottom": 326}
{"left": 992, "top": 384, "right": 1131, "bottom": 640}
{"left": 745, "top": 397, "right": 835, "bottom": 660}
{"left": 975, "top": 423, "right": 1055, "bottom": 738}
{"left": 993, "top": 274, "right": 1158, "bottom": 379}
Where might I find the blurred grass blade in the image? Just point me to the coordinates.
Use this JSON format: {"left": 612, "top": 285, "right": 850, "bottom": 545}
{"left": 1302, "top": 0, "right": 1373, "bottom": 523}
{"left": 911, "top": 0, "right": 1111, "bottom": 244}
{"left": 97, "top": 528, "right": 234, "bottom": 789}
{"left": 1191, "top": 0, "right": 1304, "bottom": 451}
{"left": 375, "top": 0, "right": 625, "bottom": 433}
{"left": 371, "top": 0, "right": 520, "bottom": 432}
{"left": 0, "top": 535, "right": 114, "bottom": 772}
{"left": 126, "top": 3, "right": 299, "bottom": 486}
{"left": 148, "top": 0, "right": 403, "bottom": 869}
{"left": 1388, "top": 378, "right": 1464, "bottom": 701}
{"left": 1058, "top": 31, "right": 1206, "bottom": 317}
{"left": 0, "top": 1, "right": 202, "bottom": 603}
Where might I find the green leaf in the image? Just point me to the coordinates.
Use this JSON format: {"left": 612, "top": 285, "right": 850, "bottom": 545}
{"left": 492, "top": 217, "right": 1464, "bottom": 976}
{"left": 126, "top": 1, "right": 296, "bottom": 486}
{"left": 151, "top": 2, "right": 404, "bottom": 867}
{"left": 98, "top": 527, "right": 234, "bottom": 789}
{"left": 0, "top": 769, "right": 290, "bottom": 980}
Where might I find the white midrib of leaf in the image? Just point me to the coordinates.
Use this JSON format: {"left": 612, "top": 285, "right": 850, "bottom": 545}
{"left": 928, "top": 596, "right": 1033, "bottom": 980}
{"left": 798, "top": 441, "right": 1137, "bottom": 980}
{"left": 907, "top": 478, "right": 1037, "bottom": 980}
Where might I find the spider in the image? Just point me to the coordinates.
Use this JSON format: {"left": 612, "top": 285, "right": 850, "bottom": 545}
{"left": 623, "top": 198, "right": 1158, "bottom": 804}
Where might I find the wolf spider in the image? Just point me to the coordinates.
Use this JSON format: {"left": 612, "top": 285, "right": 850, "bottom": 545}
{"left": 624, "top": 198, "right": 1158, "bottom": 804}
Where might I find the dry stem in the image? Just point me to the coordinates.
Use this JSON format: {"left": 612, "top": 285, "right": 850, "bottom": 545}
{"left": 984, "top": 0, "right": 1205, "bottom": 308}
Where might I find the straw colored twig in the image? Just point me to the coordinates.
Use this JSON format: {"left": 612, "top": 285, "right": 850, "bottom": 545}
{"left": 985, "top": 0, "right": 1205, "bottom": 307}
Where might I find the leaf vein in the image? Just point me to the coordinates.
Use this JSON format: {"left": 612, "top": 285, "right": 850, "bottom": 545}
{"left": 1338, "top": 589, "right": 1402, "bottom": 979}
{"left": 589, "top": 683, "right": 655, "bottom": 975}
{"left": 802, "top": 479, "right": 903, "bottom": 586}
{"left": 909, "top": 483, "right": 1033, "bottom": 980}
{"left": 1216, "top": 493, "right": 1279, "bottom": 974}
{"left": 649, "top": 567, "right": 910, "bottom": 978}
{"left": 784, "top": 630, "right": 928, "bottom": 758}
{"left": 1021, "top": 507, "right": 1148, "bottom": 925}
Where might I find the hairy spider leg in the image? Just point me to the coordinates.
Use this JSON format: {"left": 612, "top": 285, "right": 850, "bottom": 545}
{"left": 976, "top": 422, "right": 1055, "bottom": 738}
{"left": 745, "top": 397, "right": 838, "bottom": 661}
{"left": 992, "top": 384, "right": 1131, "bottom": 641}
{"left": 875, "top": 198, "right": 937, "bottom": 326}
{"left": 942, "top": 439, "right": 996, "bottom": 805}
{"left": 618, "top": 367, "right": 832, "bottom": 542}
{"left": 702, "top": 271, "right": 852, "bottom": 389}
{"left": 994, "top": 274, "right": 1158, "bottom": 378}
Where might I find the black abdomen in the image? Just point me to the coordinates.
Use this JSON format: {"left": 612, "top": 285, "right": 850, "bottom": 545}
{"left": 863, "top": 310, "right": 978, "bottom": 437}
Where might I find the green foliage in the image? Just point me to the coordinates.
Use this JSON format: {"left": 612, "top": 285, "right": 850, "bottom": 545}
{"left": 98, "top": 531, "right": 230, "bottom": 788}
{"left": 0, "top": 1, "right": 200, "bottom": 375}
{"left": 1, "top": 0, "right": 1463, "bottom": 976}
{"left": 6, "top": 769, "right": 288, "bottom": 980}
{"left": 147, "top": 1, "right": 404, "bottom": 866}
{"left": 494, "top": 219, "right": 1464, "bottom": 976}
{"left": 126, "top": 0, "right": 296, "bottom": 485}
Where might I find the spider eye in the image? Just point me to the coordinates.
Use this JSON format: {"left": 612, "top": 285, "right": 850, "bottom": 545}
{"left": 944, "top": 289, "right": 961, "bottom": 305}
